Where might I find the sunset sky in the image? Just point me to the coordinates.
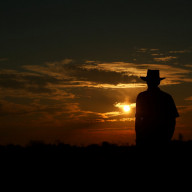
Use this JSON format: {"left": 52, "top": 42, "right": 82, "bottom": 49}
{"left": 0, "top": 0, "right": 192, "bottom": 146}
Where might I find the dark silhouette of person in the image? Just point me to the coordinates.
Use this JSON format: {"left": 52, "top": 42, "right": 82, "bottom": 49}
{"left": 135, "top": 69, "right": 179, "bottom": 147}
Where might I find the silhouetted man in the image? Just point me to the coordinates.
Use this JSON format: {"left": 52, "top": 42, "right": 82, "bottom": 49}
{"left": 135, "top": 69, "right": 179, "bottom": 147}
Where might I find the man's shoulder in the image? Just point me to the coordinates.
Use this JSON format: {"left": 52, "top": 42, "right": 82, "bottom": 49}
{"left": 136, "top": 89, "right": 173, "bottom": 99}
{"left": 137, "top": 91, "right": 147, "bottom": 96}
{"left": 159, "top": 89, "right": 172, "bottom": 99}
{"left": 136, "top": 91, "right": 148, "bottom": 99}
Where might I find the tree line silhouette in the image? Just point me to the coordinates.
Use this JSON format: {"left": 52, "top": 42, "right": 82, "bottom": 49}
{"left": 1, "top": 139, "right": 192, "bottom": 162}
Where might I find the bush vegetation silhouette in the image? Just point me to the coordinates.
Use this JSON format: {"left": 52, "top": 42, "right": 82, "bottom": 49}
{"left": 1, "top": 140, "right": 192, "bottom": 163}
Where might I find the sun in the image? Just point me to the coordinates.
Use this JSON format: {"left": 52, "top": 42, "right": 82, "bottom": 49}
{"left": 123, "top": 105, "right": 130, "bottom": 112}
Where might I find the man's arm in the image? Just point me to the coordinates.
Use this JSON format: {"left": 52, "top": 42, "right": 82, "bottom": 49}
{"left": 168, "top": 95, "right": 179, "bottom": 118}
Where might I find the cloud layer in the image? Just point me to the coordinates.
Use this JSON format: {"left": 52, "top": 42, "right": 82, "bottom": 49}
{"left": 0, "top": 58, "right": 191, "bottom": 125}
{"left": 0, "top": 52, "right": 192, "bottom": 145}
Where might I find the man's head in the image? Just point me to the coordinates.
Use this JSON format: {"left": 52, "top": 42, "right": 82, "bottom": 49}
{"left": 140, "top": 69, "right": 165, "bottom": 89}
{"left": 146, "top": 78, "right": 160, "bottom": 89}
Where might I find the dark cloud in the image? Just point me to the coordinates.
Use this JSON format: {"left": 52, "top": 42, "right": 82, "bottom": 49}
{"left": 23, "top": 60, "right": 144, "bottom": 86}
{"left": 0, "top": 73, "right": 26, "bottom": 89}
{"left": 0, "top": 71, "right": 60, "bottom": 93}
{"left": 70, "top": 67, "right": 142, "bottom": 85}
{"left": 71, "top": 88, "right": 118, "bottom": 113}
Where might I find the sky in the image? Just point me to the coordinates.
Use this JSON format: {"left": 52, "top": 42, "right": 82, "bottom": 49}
{"left": 0, "top": 0, "right": 192, "bottom": 146}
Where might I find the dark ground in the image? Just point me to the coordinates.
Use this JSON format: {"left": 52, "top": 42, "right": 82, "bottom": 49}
{"left": 1, "top": 140, "right": 192, "bottom": 163}
{"left": 1, "top": 140, "right": 191, "bottom": 186}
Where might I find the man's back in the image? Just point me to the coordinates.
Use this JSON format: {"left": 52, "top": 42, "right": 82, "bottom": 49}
{"left": 135, "top": 87, "right": 179, "bottom": 146}
{"left": 136, "top": 87, "right": 178, "bottom": 120}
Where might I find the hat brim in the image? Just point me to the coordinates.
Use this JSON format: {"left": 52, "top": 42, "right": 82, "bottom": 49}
{"left": 140, "top": 77, "right": 165, "bottom": 81}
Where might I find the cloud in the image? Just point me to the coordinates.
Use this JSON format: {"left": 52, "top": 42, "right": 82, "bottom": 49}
{"left": 23, "top": 60, "right": 145, "bottom": 89}
{"left": 185, "top": 96, "right": 192, "bottom": 101}
{"left": 0, "top": 99, "right": 35, "bottom": 117}
{"left": 22, "top": 59, "right": 191, "bottom": 89}
{"left": 0, "top": 95, "right": 83, "bottom": 130}
{"left": 4, "top": 59, "right": 189, "bottom": 94}
{"left": 0, "top": 69, "right": 60, "bottom": 93}
{"left": 169, "top": 50, "right": 191, "bottom": 54}
{"left": 150, "top": 49, "right": 159, "bottom": 51}
{"left": 1, "top": 59, "right": 191, "bottom": 104}
{"left": 0, "top": 58, "right": 191, "bottom": 128}
{"left": 114, "top": 102, "right": 136, "bottom": 110}
{"left": 177, "top": 105, "right": 192, "bottom": 114}
{"left": 136, "top": 48, "right": 148, "bottom": 53}
{"left": 71, "top": 67, "right": 142, "bottom": 85}
{"left": 185, "top": 64, "right": 192, "bottom": 68}
{"left": 151, "top": 53, "right": 162, "bottom": 56}
{"left": 82, "top": 61, "right": 192, "bottom": 85}
{"left": 0, "top": 58, "right": 8, "bottom": 62}
{"left": 141, "top": 64, "right": 192, "bottom": 85}
{"left": 153, "top": 56, "right": 177, "bottom": 62}
{"left": 100, "top": 111, "right": 135, "bottom": 122}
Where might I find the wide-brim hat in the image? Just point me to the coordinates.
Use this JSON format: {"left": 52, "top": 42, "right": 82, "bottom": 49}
{"left": 140, "top": 69, "right": 165, "bottom": 81}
